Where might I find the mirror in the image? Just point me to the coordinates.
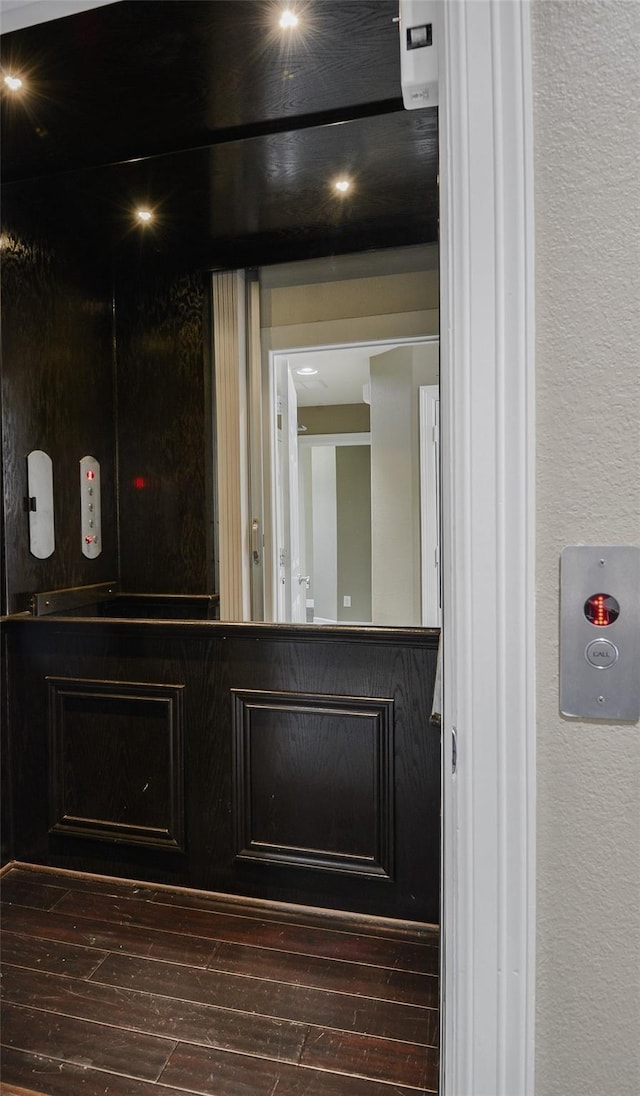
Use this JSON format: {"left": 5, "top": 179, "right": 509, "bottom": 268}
{"left": 252, "top": 244, "right": 441, "bottom": 626}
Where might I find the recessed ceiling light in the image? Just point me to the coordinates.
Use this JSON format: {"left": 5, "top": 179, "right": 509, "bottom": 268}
{"left": 279, "top": 10, "right": 298, "bottom": 29}
{"left": 4, "top": 75, "right": 24, "bottom": 92}
{"left": 136, "top": 209, "right": 153, "bottom": 224}
{"left": 334, "top": 178, "right": 351, "bottom": 194}
{"left": 296, "top": 366, "right": 318, "bottom": 376}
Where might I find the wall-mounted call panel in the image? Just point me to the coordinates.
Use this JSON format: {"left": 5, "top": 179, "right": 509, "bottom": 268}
{"left": 27, "top": 449, "right": 55, "bottom": 559}
{"left": 80, "top": 455, "right": 102, "bottom": 558}
{"left": 560, "top": 545, "right": 640, "bottom": 721}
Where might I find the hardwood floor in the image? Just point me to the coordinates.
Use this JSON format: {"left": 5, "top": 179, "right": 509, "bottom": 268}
{"left": 0, "top": 865, "right": 439, "bottom": 1095}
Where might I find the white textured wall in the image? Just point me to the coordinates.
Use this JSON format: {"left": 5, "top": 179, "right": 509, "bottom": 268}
{"left": 532, "top": 2, "right": 640, "bottom": 1094}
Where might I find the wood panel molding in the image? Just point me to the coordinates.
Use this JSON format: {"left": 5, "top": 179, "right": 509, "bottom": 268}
{"left": 232, "top": 689, "right": 394, "bottom": 879}
{"left": 47, "top": 677, "right": 185, "bottom": 852}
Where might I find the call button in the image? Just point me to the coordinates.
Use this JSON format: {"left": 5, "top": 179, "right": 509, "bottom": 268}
{"left": 585, "top": 639, "right": 619, "bottom": 668}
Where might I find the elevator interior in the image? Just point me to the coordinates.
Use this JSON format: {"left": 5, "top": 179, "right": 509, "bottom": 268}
{"left": 0, "top": 1, "right": 441, "bottom": 922}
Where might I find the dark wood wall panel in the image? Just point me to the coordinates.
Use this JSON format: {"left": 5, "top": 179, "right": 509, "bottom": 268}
{"left": 94, "top": 110, "right": 437, "bottom": 271}
{"left": 232, "top": 689, "right": 394, "bottom": 878}
{"left": 47, "top": 676, "right": 185, "bottom": 851}
{"left": 115, "top": 268, "right": 212, "bottom": 595}
{"left": 0, "top": 186, "right": 117, "bottom": 613}
{"left": 5, "top": 619, "right": 440, "bottom": 923}
{"left": 1, "top": 3, "right": 438, "bottom": 267}
{"left": 1, "top": 1, "right": 402, "bottom": 181}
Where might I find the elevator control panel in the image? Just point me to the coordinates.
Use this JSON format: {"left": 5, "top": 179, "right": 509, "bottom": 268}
{"left": 27, "top": 449, "right": 55, "bottom": 559}
{"left": 560, "top": 545, "right": 639, "bottom": 721}
{"left": 80, "top": 455, "right": 102, "bottom": 559}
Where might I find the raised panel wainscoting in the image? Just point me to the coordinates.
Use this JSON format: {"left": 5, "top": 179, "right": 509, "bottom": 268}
{"left": 3, "top": 617, "right": 440, "bottom": 923}
{"left": 232, "top": 689, "right": 395, "bottom": 878}
{"left": 47, "top": 677, "right": 185, "bottom": 852}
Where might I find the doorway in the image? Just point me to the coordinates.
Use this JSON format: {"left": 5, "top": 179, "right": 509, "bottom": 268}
{"left": 271, "top": 337, "right": 440, "bottom": 627}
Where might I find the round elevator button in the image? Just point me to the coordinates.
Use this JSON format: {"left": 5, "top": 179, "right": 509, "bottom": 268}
{"left": 585, "top": 639, "right": 619, "bottom": 668}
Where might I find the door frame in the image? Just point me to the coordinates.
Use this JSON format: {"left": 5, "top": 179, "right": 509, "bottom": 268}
{"left": 438, "top": 2, "right": 536, "bottom": 1094}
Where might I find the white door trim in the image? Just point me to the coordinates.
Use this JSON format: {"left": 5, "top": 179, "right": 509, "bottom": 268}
{"left": 439, "top": 2, "right": 536, "bottom": 1094}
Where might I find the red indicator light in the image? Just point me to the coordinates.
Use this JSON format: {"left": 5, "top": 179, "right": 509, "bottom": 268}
{"left": 133, "top": 476, "right": 148, "bottom": 490}
{"left": 85, "top": 535, "right": 94, "bottom": 544}
{"left": 584, "top": 593, "right": 620, "bottom": 627}
{"left": 85, "top": 469, "right": 95, "bottom": 480}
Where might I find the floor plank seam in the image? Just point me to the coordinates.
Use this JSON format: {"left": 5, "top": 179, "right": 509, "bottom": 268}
{"left": 0, "top": 985, "right": 439, "bottom": 1053}
{"left": 40, "top": 902, "right": 438, "bottom": 957}
{"left": 77, "top": 979, "right": 437, "bottom": 1047}
{"left": 83, "top": 949, "right": 111, "bottom": 981}
{"left": 0, "top": 1048, "right": 192, "bottom": 1094}
{"left": 45, "top": 890, "right": 74, "bottom": 914}
{"left": 78, "top": 947, "right": 439, "bottom": 1007}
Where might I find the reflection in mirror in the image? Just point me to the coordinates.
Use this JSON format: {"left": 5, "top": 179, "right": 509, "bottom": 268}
{"left": 217, "top": 245, "right": 440, "bottom": 626}
{"left": 272, "top": 339, "right": 440, "bottom": 627}
{"left": 258, "top": 246, "right": 440, "bottom": 627}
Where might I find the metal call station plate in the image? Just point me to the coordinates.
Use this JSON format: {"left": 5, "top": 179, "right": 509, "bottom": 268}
{"left": 27, "top": 449, "right": 55, "bottom": 559}
{"left": 560, "top": 545, "right": 639, "bottom": 721}
{"left": 80, "top": 455, "right": 102, "bottom": 558}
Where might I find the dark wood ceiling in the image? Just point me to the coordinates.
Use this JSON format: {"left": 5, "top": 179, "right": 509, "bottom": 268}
{"left": 1, "top": 0, "right": 438, "bottom": 268}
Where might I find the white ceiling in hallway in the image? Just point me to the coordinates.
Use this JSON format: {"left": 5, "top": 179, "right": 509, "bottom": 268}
{"left": 283, "top": 346, "right": 376, "bottom": 407}
{"left": 280, "top": 341, "right": 432, "bottom": 407}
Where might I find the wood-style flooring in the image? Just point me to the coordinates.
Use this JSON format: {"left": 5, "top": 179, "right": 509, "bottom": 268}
{"left": 0, "top": 864, "right": 439, "bottom": 1095}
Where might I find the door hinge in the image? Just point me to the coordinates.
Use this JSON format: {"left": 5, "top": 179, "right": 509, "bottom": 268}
{"left": 451, "top": 727, "right": 457, "bottom": 773}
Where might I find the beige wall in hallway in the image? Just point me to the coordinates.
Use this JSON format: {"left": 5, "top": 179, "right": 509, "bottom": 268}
{"left": 532, "top": 2, "right": 639, "bottom": 1093}
{"left": 260, "top": 248, "right": 439, "bottom": 353}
